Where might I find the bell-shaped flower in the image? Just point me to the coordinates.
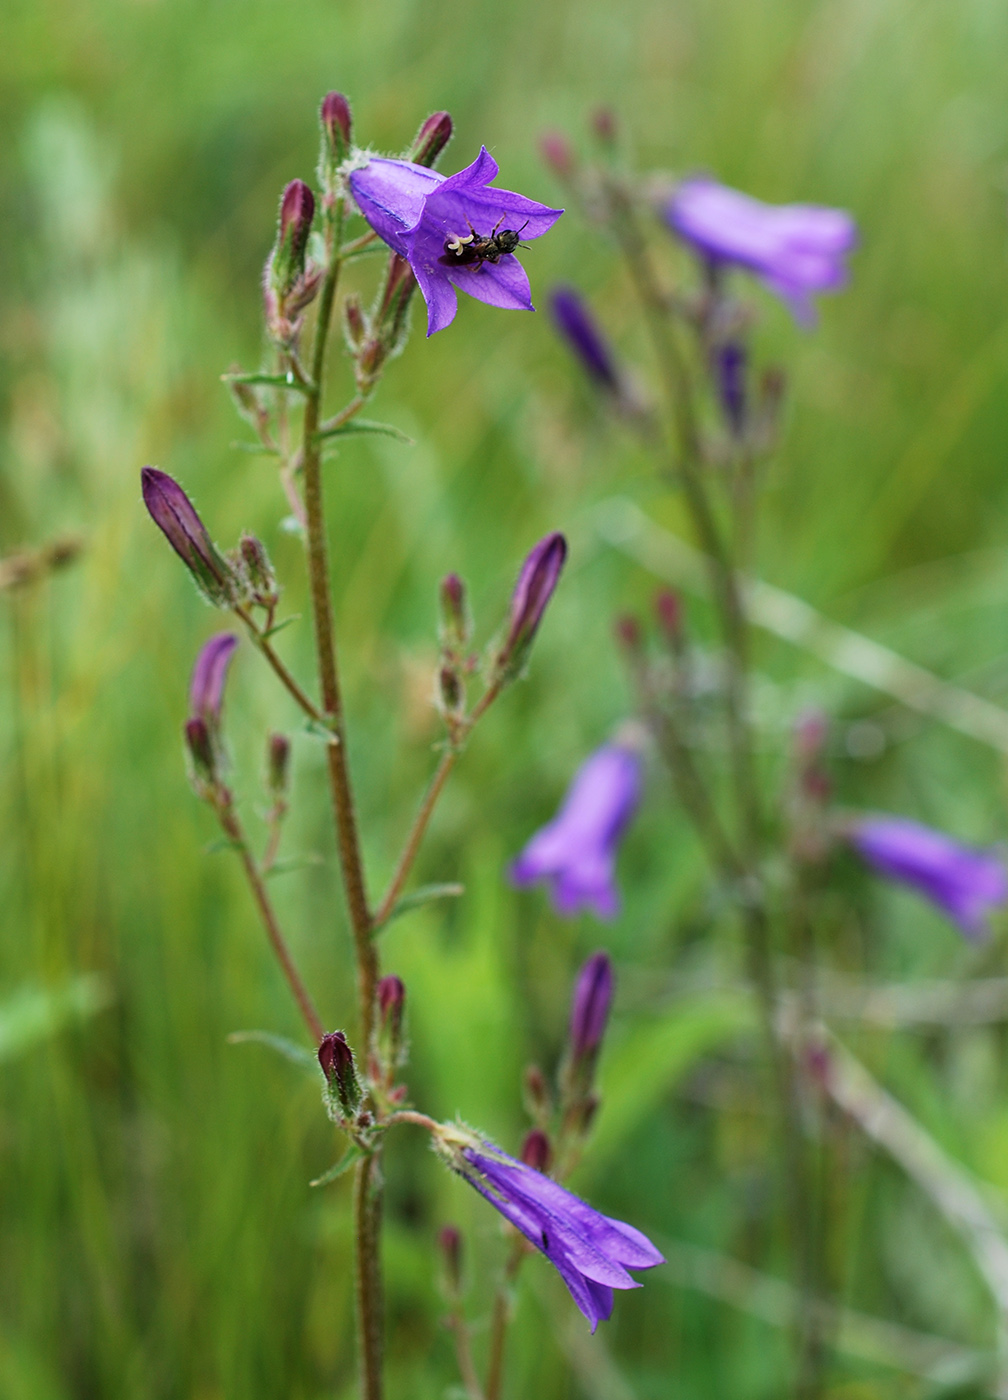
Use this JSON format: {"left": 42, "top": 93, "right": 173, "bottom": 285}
{"left": 435, "top": 1126, "right": 663, "bottom": 1332}
{"left": 850, "top": 815, "right": 1008, "bottom": 940}
{"left": 665, "top": 176, "right": 856, "bottom": 325}
{"left": 511, "top": 743, "right": 643, "bottom": 919}
{"left": 349, "top": 147, "right": 562, "bottom": 335}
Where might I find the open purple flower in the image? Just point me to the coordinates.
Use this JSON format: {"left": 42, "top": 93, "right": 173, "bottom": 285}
{"left": 349, "top": 147, "right": 562, "bottom": 335}
{"left": 666, "top": 177, "right": 856, "bottom": 325}
{"left": 850, "top": 815, "right": 1008, "bottom": 940}
{"left": 440, "top": 1129, "right": 662, "bottom": 1331}
{"left": 511, "top": 743, "right": 643, "bottom": 919}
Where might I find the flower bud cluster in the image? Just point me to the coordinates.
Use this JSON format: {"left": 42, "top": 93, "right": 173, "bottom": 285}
{"left": 264, "top": 179, "right": 324, "bottom": 347}
{"left": 318, "top": 1030, "right": 364, "bottom": 1126}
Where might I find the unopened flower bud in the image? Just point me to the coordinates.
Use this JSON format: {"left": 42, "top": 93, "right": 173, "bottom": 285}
{"left": 271, "top": 180, "right": 315, "bottom": 297}
{"left": 344, "top": 294, "right": 366, "bottom": 348}
{"left": 523, "top": 1063, "right": 552, "bottom": 1118}
{"left": 438, "top": 665, "right": 464, "bottom": 716}
{"left": 185, "top": 716, "right": 215, "bottom": 784}
{"left": 320, "top": 92, "right": 352, "bottom": 166}
{"left": 496, "top": 532, "right": 567, "bottom": 678}
{"left": 540, "top": 131, "right": 576, "bottom": 181}
{"left": 238, "top": 533, "right": 278, "bottom": 607}
{"left": 520, "top": 1128, "right": 552, "bottom": 1173}
{"left": 318, "top": 1030, "right": 361, "bottom": 1120}
{"left": 189, "top": 633, "right": 239, "bottom": 724}
{"left": 715, "top": 342, "right": 747, "bottom": 435}
{"left": 377, "top": 975, "right": 405, "bottom": 1042}
{"left": 590, "top": 107, "right": 618, "bottom": 145}
{"left": 568, "top": 951, "right": 614, "bottom": 1062}
{"left": 550, "top": 287, "right": 621, "bottom": 396}
{"left": 438, "top": 572, "right": 470, "bottom": 651}
{"left": 407, "top": 111, "right": 453, "bottom": 169}
{"left": 438, "top": 1225, "right": 463, "bottom": 1291}
{"left": 614, "top": 614, "right": 642, "bottom": 653}
{"left": 142, "top": 467, "right": 240, "bottom": 607}
{"left": 655, "top": 589, "right": 683, "bottom": 647}
{"left": 267, "top": 732, "right": 290, "bottom": 798}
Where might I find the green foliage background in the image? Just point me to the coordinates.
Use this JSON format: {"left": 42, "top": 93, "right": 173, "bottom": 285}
{"left": 4, "top": 0, "right": 1008, "bottom": 1395}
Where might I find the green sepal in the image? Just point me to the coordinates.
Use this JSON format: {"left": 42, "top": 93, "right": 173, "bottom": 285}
{"left": 227, "top": 1029, "right": 318, "bottom": 1073}
{"left": 309, "top": 1143, "right": 363, "bottom": 1188}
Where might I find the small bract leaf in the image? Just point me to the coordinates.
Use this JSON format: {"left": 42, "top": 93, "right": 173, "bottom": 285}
{"left": 377, "top": 882, "right": 465, "bottom": 932}
{"left": 315, "top": 418, "right": 414, "bottom": 446}
{"left": 227, "top": 1029, "right": 318, "bottom": 1072}
{"left": 310, "top": 1143, "right": 364, "bottom": 1187}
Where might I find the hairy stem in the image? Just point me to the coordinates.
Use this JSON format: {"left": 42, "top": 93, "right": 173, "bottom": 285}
{"left": 216, "top": 801, "right": 324, "bottom": 1042}
{"left": 234, "top": 606, "right": 325, "bottom": 723}
{"left": 354, "top": 1152, "right": 384, "bottom": 1400}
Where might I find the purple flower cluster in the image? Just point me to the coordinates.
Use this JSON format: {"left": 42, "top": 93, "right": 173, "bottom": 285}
{"left": 850, "top": 815, "right": 1008, "bottom": 940}
{"left": 455, "top": 1135, "right": 663, "bottom": 1331}
{"left": 666, "top": 177, "right": 856, "bottom": 324}
{"left": 349, "top": 148, "right": 562, "bottom": 335}
{"left": 512, "top": 743, "right": 643, "bottom": 918}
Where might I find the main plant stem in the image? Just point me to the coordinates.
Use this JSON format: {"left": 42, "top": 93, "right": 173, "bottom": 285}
{"left": 300, "top": 197, "right": 383, "bottom": 1400}
{"left": 611, "top": 187, "right": 822, "bottom": 1398}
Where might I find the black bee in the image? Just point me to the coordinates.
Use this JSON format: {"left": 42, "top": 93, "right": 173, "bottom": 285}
{"left": 441, "top": 216, "right": 530, "bottom": 269}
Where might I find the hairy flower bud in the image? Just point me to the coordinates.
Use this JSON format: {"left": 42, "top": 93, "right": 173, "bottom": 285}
{"left": 321, "top": 92, "right": 352, "bottom": 165}
{"left": 266, "top": 731, "right": 290, "bottom": 798}
{"left": 189, "top": 633, "right": 239, "bottom": 724}
{"left": 438, "top": 572, "right": 470, "bottom": 651}
{"left": 141, "top": 467, "right": 240, "bottom": 606}
{"left": 407, "top": 111, "right": 453, "bottom": 169}
{"left": 495, "top": 532, "right": 567, "bottom": 679}
{"left": 378, "top": 975, "right": 405, "bottom": 1041}
{"left": 344, "top": 294, "right": 366, "bottom": 348}
{"left": 184, "top": 716, "right": 215, "bottom": 784}
{"left": 270, "top": 180, "right": 315, "bottom": 299}
{"left": 520, "top": 1128, "right": 552, "bottom": 1173}
{"left": 238, "top": 533, "right": 278, "bottom": 608}
{"left": 318, "top": 1030, "right": 361, "bottom": 1119}
{"left": 438, "top": 665, "right": 464, "bottom": 717}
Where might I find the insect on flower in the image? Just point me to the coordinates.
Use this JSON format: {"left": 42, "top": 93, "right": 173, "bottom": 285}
{"left": 442, "top": 216, "right": 530, "bottom": 269}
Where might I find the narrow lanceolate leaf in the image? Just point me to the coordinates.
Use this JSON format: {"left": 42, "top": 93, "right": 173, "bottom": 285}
{"left": 314, "top": 419, "right": 414, "bottom": 445}
{"left": 0, "top": 975, "right": 113, "bottom": 1063}
{"left": 376, "top": 883, "right": 465, "bottom": 932}
{"left": 227, "top": 1029, "right": 318, "bottom": 1072}
{"left": 263, "top": 854, "right": 326, "bottom": 880}
{"left": 220, "top": 371, "right": 314, "bottom": 396}
{"left": 259, "top": 615, "right": 299, "bottom": 641}
{"left": 310, "top": 1144, "right": 364, "bottom": 1188}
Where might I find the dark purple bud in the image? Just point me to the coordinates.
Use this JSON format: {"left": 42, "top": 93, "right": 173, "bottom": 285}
{"left": 239, "top": 533, "right": 278, "bottom": 605}
{"left": 497, "top": 532, "right": 567, "bottom": 677}
{"left": 569, "top": 951, "right": 614, "bottom": 1060}
{"left": 520, "top": 1128, "right": 552, "bottom": 1173}
{"left": 655, "top": 589, "right": 683, "bottom": 647}
{"left": 267, "top": 732, "right": 290, "bottom": 797}
{"left": 320, "top": 92, "right": 352, "bottom": 165}
{"left": 377, "top": 975, "right": 406, "bottom": 1041}
{"left": 189, "top": 633, "right": 238, "bottom": 723}
{"left": 540, "top": 131, "right": 576, "bottom": 181}
{"left": 318, "top": 1030, "right": 361, "bottom": 1118}
{"left": 344, "top": 294, "right": 366, "bottom": 348}
{"left": 614, "top": 614, "right": 642, "bottom": 653}
{"left": 523, "top": 1064, "right": 552, "bottom": 1117}
{"left": 439, "top": 572, "right": 470, "bottom": 650}
{"left": 550, "top": 287, "right": 620, "bottom": 394}
{"left": 184, "top": 716, "right": 215, "bottom": 783}
{"left": 714, "top": 342, "right": 746, "bottom": 435}
{"left": 590, "top": 107, "right": 618, "bottom": 145}
{"left": 438, "top": 1225, "right": 463, "bottom": 1290}
{"left": 141, "top": 467, "right": 238, "bottom": 606}
{"left": 271, "top": 180, "right": 315, "bottom": 296}
{"left": 407, "top": 111, "right": 453, "bottom": 169}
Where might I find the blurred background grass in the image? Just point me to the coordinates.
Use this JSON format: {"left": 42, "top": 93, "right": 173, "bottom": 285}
{"left": 4, "top": 0, "right": 1008, "bottom": 1395}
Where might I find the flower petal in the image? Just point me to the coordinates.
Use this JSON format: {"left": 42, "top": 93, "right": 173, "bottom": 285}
{"left": 414, "top": 260, "right": 460, "bottom": 336}
{"left": 446, "top": 255, "right": 533, "bottom": 312}
{"left": 348, "top": 158, "right": 443, "bottom": 254}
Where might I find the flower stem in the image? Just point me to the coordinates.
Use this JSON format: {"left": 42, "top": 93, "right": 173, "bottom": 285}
{"left": 485, "top": 1237, "right": 527, "bottom": 1400}
{"left": 233, "top": 606, "right": 326, "bottom": 723}
{"left": 215, "top": 799, "right": 324, "bottom": 1043}
{"left": 354, "top": 1151, "right": 384, "bottom": 1400}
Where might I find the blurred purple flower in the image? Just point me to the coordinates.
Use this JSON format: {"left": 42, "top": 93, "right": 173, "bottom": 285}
{"left": 349, "top": 147, "right": 562, "bottom": 335}
{"left": 456, "top": 1136, "right": 663, "bottom": 1331}
{"left": 511, "top": 744, "right": 643, "bottom": 918}
{"left": 851, "top": 815, "right": 1008, "bottom": 939}
{"left": 568, "top": 951, "right": 614, "bottom": 1059}
{"left": 666, "top": 177, "right": 856, "bottom": 324}
{"left": 189, "top": 633, "right": 238, "bottom": 724}
{"left": 550, "top": 286, "right": 620, "bottom": 394}
{"left": 714, "top": 341, "right": 747, "bottom": 434}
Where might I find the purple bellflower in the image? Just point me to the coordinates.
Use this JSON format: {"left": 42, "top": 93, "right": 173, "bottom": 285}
{"left": 511, "top": 743, "right": 643, "bottom": 919}
{"left": 436, "top": 1126, "right": 663, "bottom": 1331}
{"left": 666, "top": 177, "right": 857, "bottom": 325}
{"left": 189, "top": 633, "right": 238, "bottom": 725}
{"left": 850, "top": 815, "right": 1008, "bottom": 940}
{"left": 349, "top": 147, "right": 562, "bottom": 335}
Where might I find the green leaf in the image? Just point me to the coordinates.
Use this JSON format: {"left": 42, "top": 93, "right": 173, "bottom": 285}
{"left": 227, "top": 1029, "right": 318, "bottom": 1072}
{"left": 310, "top": 1143, "right": 363, "bottom": 1187}
{"left": 0, "top": 975, "right": 113, "bottom": 1063}
{"left": 221, "top": 371, "right": 313, "bottom": 396}
{"left": 259, "top": 614, "right": 299, "bottom": 641}
{"left": 263, "top": 853, "right": 326, "bottom": 880}
{"left": 315, "top": 419, "right": 414, "bottom": 446}
{"left": 303, "top": 718, "right": 339, "bottom": 744}
{"left": 377, "top": 883, "right": 465, "bottom": 931}
{"left": 581, "top": 991, "right": 754, "bottom": 1180}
